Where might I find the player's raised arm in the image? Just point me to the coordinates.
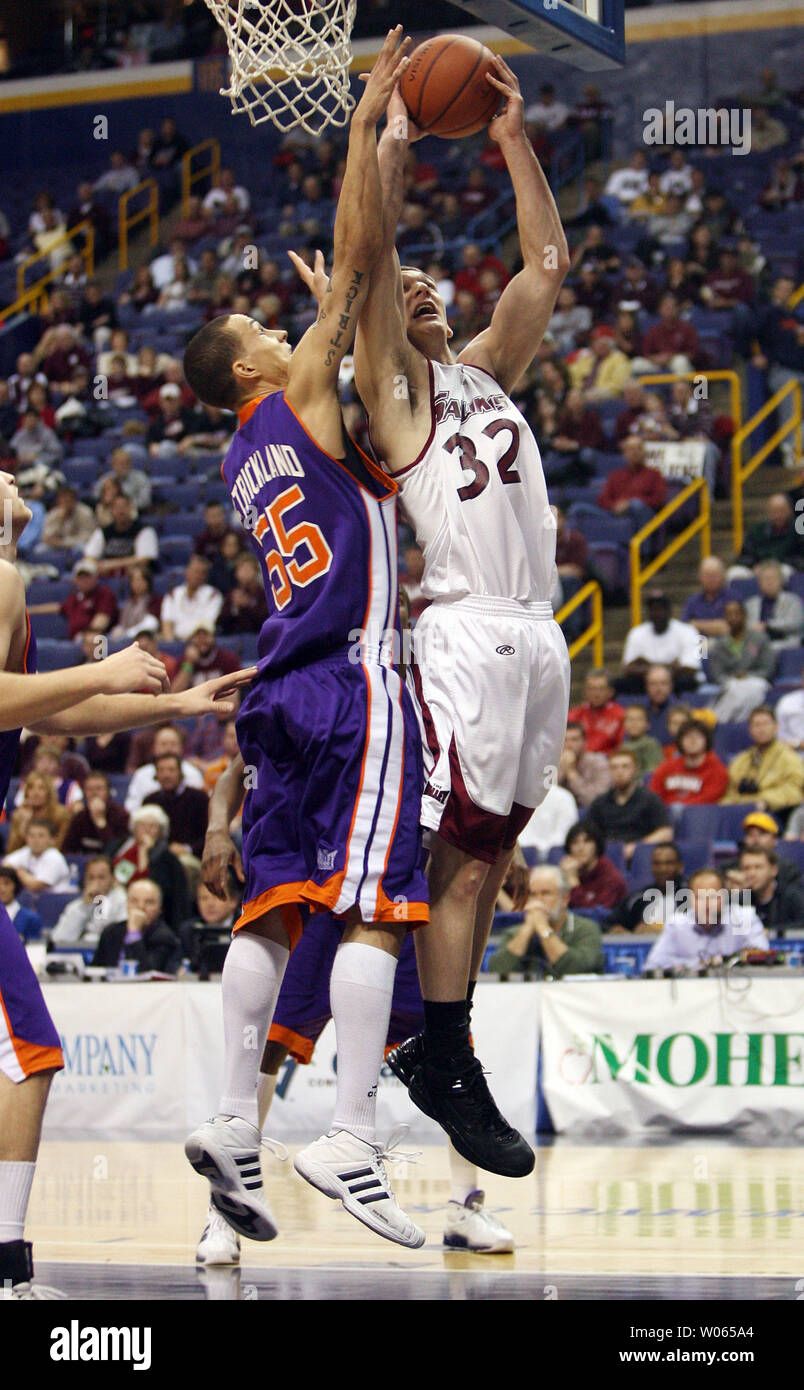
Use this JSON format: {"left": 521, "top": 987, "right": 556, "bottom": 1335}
{"left": 460, "top": 57, "right": 570, "bottom": 395}
{"left": 286, "top": 27, "right": 410, "bottom": 433}
{"left": 29, "top": 666, "right": 257, "bottom": 737}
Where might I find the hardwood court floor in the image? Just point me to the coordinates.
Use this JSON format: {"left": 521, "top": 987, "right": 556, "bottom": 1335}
{"left": 27, "top": 1139, "right": 804, "bottom": 1299}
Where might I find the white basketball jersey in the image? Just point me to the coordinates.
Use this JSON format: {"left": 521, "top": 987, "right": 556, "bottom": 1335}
{"left": 397, "top": 360, "right": 556, "bottom": 603}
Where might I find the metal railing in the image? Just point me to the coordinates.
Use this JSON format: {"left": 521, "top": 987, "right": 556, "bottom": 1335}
{"left": 636, "top": 369, "right": 742, "bottom": 434}
{"left": 730, "top": 379, "right": 802, "bottom": 553}
{"left": 181, "top": 138, "right": 220, "bottom": 217}
{"left": 3, "top": 220, "right": 95, "bottom": 319}
{"left": 118, "top": 178, "right": 159, "bottom": 272}
{"left": 790, "top": 282, "right": 804, "bottom": 309}
{"left": 629, "top": 477, "right": 711, "bottom": 626}
{"left": 555, "top": 579, "right": 604, "bottom": 665}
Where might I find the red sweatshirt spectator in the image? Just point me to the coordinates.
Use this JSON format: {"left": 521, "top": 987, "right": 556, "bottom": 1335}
{"left": 597, "top": 437, "right": 667, "bottom": 515}
{"left": 641, "top": 292, "right": 700, "bottom": 370}
{"left": 649, "top": 720, "right": 729, "bottom": 805}
{"left": 561, "top": 822, "right": 627, "bottom": 911}
{"left": 568, "top": 670, "right": 625, "bottom": 754}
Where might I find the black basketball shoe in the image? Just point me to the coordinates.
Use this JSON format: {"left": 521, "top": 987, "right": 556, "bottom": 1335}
{"left": 408, "top": 1053, "right": 535, "bottom": 1178}
{"left": 385, "top": 1032, "right": 426, "bottom": 1089}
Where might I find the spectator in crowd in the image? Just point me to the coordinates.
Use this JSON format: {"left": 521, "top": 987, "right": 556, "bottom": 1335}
{"left": 604, "top": 150, "right": 649, "bottom": 206}
{"left": 682, "top": 556, "right": 734, "bottom": 637}
{"left": 62, "top": 771, "right": 129, "bottom": 854}
{"left": 202, "top": 167, "right": 251, "bottom": 220}
{"left": 147, "top": 382, "right": 197, "bottom": 455}
{"left": 618, "top": 591, "right": 702, "bottom": 694}
{"left": 92, "top": 878, "right": 183, "bottom": 976}
{"left": 149, "top": 237, "right": 197, "bottom": 292}
{"left": 160, "top": 556, "right": 224, "bottom": 643}
{"left": 775, "top": 676, "right": 803, "bottom": 752}
{"left": 142, "top": 753, "right": 209, "bottom": 861}
{"left": 585, "top": 749, "right": 672, "bottom": 863}
{"left": 517, "top": 784, "right": 579, "bottom": 859}
{"left": 30, "top": 557, "right": 118, "bottom": 641}
{"left": 179, "top": 876, "right": 241, "bottom": 975}
{"left": 619, "top": 704, "right": 663, "bottom": 775}
{"left": 650, "top": 720, "right": 729, "bottom": 806}
{"left": 558, "top": 721, "right": 611, "bottom": 808}
{"left": 553, "top": 506, "right": 590, "bottom": 584}
{"left": 560, "top": 821, "right": 627, "bottom": 911}
{"left": 218, "top": 552, "right": 268, "bottom": 634}
{"left": 10, "top": 410, "right": 63, "bottom": 470}
{"left": 721, "top": 807, "right": 802, "bottom": 891}
{"left": 0, "top": 866, "right": 43, "bottom": 943}
{"left": 119, "top": 265, "right": 158, "bottom": 314}
{"left": 8, "top": 353, "right": 48, "bottom": 409}
{"left": 170, "top": 624, "right": 241, "bottom": 693}
{"left": 3, "top": 819, "right": 72, "bottom": 893}
{"left": 525, "top": 82, "right": 569, "bottom": 131}
{"left": 23, "top": 743, "right": 83, "bottom": 811}
{"left": 628, "top": 170, "right": 667, "bottom": 221}
{"left": 67, "top": 182, "right": 112, "bottom": 259}
{"left": 174, "top": 195, "right": 209, "bottom": 247}
{"left": 194, "top": 500, "right": 238, "bottom": 564}
{"left": 785, "top": 805, "right": 804, "bottom": 841}
{"left": 568, "top": 669, "right": 625, "bottom": 754}
{"left": 487, "top": 865, "right": 602, "bottom": 978}
{"left": 639, "top": 292, "right": 701, "bottom": 373}
{"left": 152, "top": 116, "right": 188, "bottom": 170}
{"left": 548, "top": 285, "right": 592, "bottom": 355}
{"left": 751, "top": 277, "right": 804, "bottom": 470}
{"left": 607, "top": 842, "right": 686, "bottom": 935}
{"left": 200, "top": 720, "right": 241, "bottom": 793}
{"left": 5, "top": 772, "right": 70, "bottom": 851}
{"left": 729, "top": 494, "right": 801, "bottom": 581}
{"left": 596, "top": 437, "right": 667, "bottom": 530}
{"left": 568, "top": 325, "right": 632, "bottom": 400}
{"left": 643, "top": 868, "right": 768, "bottom": 972}
{"left": 708, "top": 599, "right": 776, "bottom": 721}
{"left": 94, "top": 150, "right": 139, "bottom": 195}
{"left": 83, "top": 493, "right": 159, "bottom": 575}
{"left": 739, "top": 848, "right": 804, "bottom": 935}
{"left": 110, "top": 564, "right": 161, "bottom": 640}
{"left": 723, "top": 706, "right": 804, "bottom": 814}
{"left": 40, "top": 484, "right": 95, "bottom": 551}
{"left": 95, "top": 446, "right": 152, "bottom": 513}
{"left": 745, "top": 560, "right": 804, "bottom": 649}
{"left": 125, "top": 724, "right": 205, "bottom": 814}
{"left": 111, "top": 806, "right": 190, "bottom": 930}
{"left": 50, "top": 856, "right": 128, "bottom": 946}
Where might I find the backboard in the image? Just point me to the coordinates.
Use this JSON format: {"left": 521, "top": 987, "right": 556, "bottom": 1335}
{"left": 451, "top": 0, "right": 625, "bottom": 70}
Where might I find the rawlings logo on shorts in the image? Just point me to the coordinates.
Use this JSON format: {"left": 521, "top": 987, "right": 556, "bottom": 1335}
{"left": 496, "top": 645, "right": 516, "bottom": 655}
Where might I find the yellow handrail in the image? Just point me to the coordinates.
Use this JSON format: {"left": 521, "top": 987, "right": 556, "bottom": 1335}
{"left": 629, "top": 477, "right": 710, "bottom": 626}
{"left": 730, "top": 380, "right": 802, "bottom": 553}
{"left": 790, "top": 283, "right": 804, "bottom": 309}
{"left": 119, "top": 178, "right": 159, "bottom": 272}
{"left": 637, "top": 369, "right": 742, "bottom": 434}
{"left": 10, "top": 219, "right": 95, "bottom": 314}
{"left": 555, "top": 579, "right": 604, "bottom": 665}
{"left": 181, "top": 138, "right": 220, "bottom": 217}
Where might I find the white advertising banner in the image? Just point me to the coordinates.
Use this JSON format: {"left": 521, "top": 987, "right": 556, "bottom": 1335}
{"left": 43, "top": 981, "right": 541, "bottom": 1141}
{"left": 644, "top": 439, "right": 706, "bottom": 479}
{"left": 541, "top": 979, "right": 804, "bottom": 1137}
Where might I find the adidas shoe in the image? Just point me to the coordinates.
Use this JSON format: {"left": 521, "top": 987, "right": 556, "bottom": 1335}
{"left": 185, "top": 1115, "right": 278, "bottom": 1242}
{"left": 443, "top": 1190, "right": 515, "bottom": 1253}
{"left": 385, "top": 1032, "right": 425, "bottom": 1088}
{"left": 294, "top": 1128, "right": 425, "bottom": 1250}
{"left": 409, "top": 1054, "right": 535, "bottom": 1179}
{"left": 196, "top": 1204, "right": 242, "bottom": 1266}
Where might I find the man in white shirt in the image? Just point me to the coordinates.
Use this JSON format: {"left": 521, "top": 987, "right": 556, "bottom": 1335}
{"left": 149, "top": 238, "right": 198, "bottom": 292}
{"left": 776, "top": 678, "right": 803, "bottom": 751}
{"left": 604, "top": 151, "right": 649, "bottom": 206}
{"left": 619, "top": 590, "right": 703, "bottom": 694}
{"left": 659, "top": 151, "right": 693, "bottom": 197}
{"left": 517, "top": 784, "right": 579, "bottom": 857}
{"left": 125, "top": 724, "right": 205, "bottom": 815}
{"left": 83, "top": 493, "right": 159, "bottom": 576}
{"left": 160, "top": 554, "right": 223, "bottom": 642}
{"left": 525, "top": 83, "right": 569, "bottom": 132}
{"left": 50, "top": 856, "right": 127, "bottom": 945}
{"left": 202, "top": 168, "right": 251, "bottom": 218}
{"left": 644, "top": 868, "right": 768, "bottom": 972}
{"left": 4, "top": 820, "right": 72, "bottom": 894}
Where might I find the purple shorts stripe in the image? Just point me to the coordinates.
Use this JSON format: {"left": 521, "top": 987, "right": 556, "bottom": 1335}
{"left": 0, "top": 901, "right": 63, "bottom": 1082}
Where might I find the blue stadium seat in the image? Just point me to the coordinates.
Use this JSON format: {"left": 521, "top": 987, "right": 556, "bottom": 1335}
{"left": 106, "top": 774, "right": 131, "bottom": 804}
{"left": 778, "top": 842, "right": 804, "bottom": 873}
{"left": 712, "top": 722, "right": 751, "bottom": 760}
{"left": 30, "top": 612, "right": 69, "bottom": 641}
{"left": 159, "top": 537, "right": 194, "bottom": 564}
{"left": 29, "top": 891, "right": 78, "bottom": 932}
{"left": 777, "top": 648, "right": 803, "bottom": 680}
{"left": 36, "top": 640, "right": 81, "bottom": 671}
{"left": 714, "top": 803, "right": 761, "bottom": 846}
{"left": 521, "top": 846, "right": 540, "bottom": 867}
{"left": 26, "top": 579, "right": 72, "bottom": 605}
{"left": 65, "top": 459, "right": 101, "bottom": 491}
{"left": 728, "top": 578, "right": 759, "bottom": 601}
{"left": 788, "top": 573, "right": 804, "bottom": 601}
{"left": 604, "top": 842, "right": 626, "bottom": 873}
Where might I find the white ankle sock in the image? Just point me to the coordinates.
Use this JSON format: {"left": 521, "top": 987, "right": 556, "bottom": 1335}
{"left": 257, "top": 1071, "right": 278, "bottom": 1131}
{"left": 330, "top": 941, "right": 396, "bottom": 1143}
{"left": 448, "top": 1142, "right": 480, "bottom": 1205}
{"left": 219, "top": 932, "right": 288, "bottom": 1127}
{"left": 0, "top": 1161, "right": 36, "bottom": 1243}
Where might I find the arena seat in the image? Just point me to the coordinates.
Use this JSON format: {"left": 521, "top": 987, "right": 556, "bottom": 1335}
{"left": 777, "top": 648, "right": 803, "bottom": 680}
{"left": 778, "top": 842, "right": 804, "bottom": 872}
{"left": 712, "top": 722, "right": 751, "bottom": 760}
{"left": 676, "top": 803, "right": 758, "bottom": 845}
{"left": 27, "top": 891, "right": 78, "bottom": 931}
{"left": 106, "top": 774, "right": 131, "bottom": 803}
{"left": 36, "top": 639, "right": 82, "bottom": 671}
{"left": 628, "top": 839, "right": 714, "bottom": 890}
{"left": 30, "top": 612, "right": 69, "bottom": 641}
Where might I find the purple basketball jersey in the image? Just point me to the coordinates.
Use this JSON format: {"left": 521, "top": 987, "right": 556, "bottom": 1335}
{"left": 0, "top": 615, "right": 35, "bottom": 814}
{"left": 223, "top": 392, "right": 400, "bottom": 673}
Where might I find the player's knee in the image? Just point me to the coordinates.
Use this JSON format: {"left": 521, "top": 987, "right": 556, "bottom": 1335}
{"left": 441, "top": 858, "right": 488, "bottom": 906}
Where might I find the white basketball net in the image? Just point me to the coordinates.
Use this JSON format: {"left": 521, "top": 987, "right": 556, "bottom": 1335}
{"left": 204, "top": 0, "right": 357, "bottom": 135}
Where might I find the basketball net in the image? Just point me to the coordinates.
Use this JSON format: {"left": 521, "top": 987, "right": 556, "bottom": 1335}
{"left": 203, "top": 0, "right": 357, "bottom": 135}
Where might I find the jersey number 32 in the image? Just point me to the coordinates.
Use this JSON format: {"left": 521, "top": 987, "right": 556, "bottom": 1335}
{"left": 254, "top": 484, "right": 333, "bottom": 611}
{"left": 446, "top": 420, "right": 521, "bottom": 502}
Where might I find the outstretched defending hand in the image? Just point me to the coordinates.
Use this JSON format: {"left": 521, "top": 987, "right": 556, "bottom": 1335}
{"left": 485, "top": 54, "right": 525, "bottom": 145}
{"left": 202, "top": 826, "right": 244, "bottom": 899}
{"left": 288, "top": 247, "right": 329, "bottom": 307}
{"left": 173, "top": 666, "right": 258, "bottom": 718}
{"left": 355, "top": 25, "right": 411, "bottom": 126}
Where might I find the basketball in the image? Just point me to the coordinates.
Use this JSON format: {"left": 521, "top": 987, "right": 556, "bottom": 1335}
{"left": 399, "top": 33, "right": 500, "bottom": 138}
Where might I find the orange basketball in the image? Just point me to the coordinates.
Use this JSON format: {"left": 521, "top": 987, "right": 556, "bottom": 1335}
{"left": 399, "top": 33, "right": 500, "bottom": 139}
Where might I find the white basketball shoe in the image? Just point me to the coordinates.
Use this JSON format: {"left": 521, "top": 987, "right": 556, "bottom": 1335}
{"left": 294, "top": 1128, "right": 425, "bottom": 1249}
{"left": 443, "top": 1190, "right": 515, "bottom": 1253}
{"left": 185, "top": 1115, "right": 278, "bottom": 1242}
{"left": 196, "top": 1205, "right": 242, "bottom": 1266}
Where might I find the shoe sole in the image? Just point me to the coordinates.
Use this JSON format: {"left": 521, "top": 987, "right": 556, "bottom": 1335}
{"left": 385, "top": 1041, "right": 422, "bottom": 1090}
{"left": 195, "top": 1250, "right": 241, "bottom": 1267}
{"left": 293, "top": 1152, "right": 426, "bottom": 1250}
{"left": 184, "top": 1134, "right": 278, "bottom": 1242}
{"left": 407, "top": 1075, "right": 536, "bottom": 1179}
{"left": 443, "top": 1233, "right": 515, "bottom": 1254}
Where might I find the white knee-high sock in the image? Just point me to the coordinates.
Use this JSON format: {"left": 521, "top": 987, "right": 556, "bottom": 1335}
{"left": 257, "top": 1071, "right": 278, "bottom": 1131}
{"left": 330, "top": 941, "right": 396, "bottom": 1143}
{"left": 219, "top": 933, "right": 288, "bottom": 1127}
{"left": 448, "top": 1142, "right": 480, "bottom": 1205}
{"left": 0, "top": 1161, "right": 36, "bottom": 1243}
